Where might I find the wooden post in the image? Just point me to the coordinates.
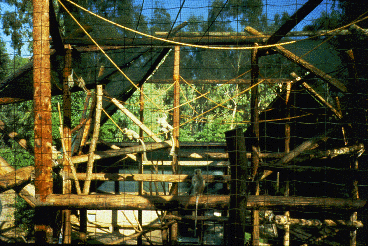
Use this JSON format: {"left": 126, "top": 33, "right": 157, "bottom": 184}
{"left": 138, "top": 84, "right": 144, "bottom": 246}
{"left": 62, "top": 44, "right": 73, "bottom": 244}
{"left": 33, "top": 0, "right": 53, "bottom": 243}
{"left": 225, "top": 128, "right": 248, "bottom": 245}
{"left": 283, "top": 77, "right": 292, "bottom": 246}
{"left": 350, "top": 158, "right": 359, "bottom": 246}
{"left": 83, "top": 85, "right": 103, "bottom": 194}
{"left": 170, "top": 46, "right": 180, "bottom": 245}
{"left": 250, "top": 44, "right": 260, "bottom": 246}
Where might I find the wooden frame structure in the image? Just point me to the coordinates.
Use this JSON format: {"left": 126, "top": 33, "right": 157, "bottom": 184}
{"left": 0, "top": 0, "right": 366, "bottom": 244}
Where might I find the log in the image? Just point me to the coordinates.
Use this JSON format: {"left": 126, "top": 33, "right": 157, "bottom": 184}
{"left": 83, "top": 85, "right": 103, "bottom": 194}
{"left": 0, "top": 156, "right": 36, "bottom": 207}
{"left": 349, "top": 24, "right": 368, "bottom": 37}
{"left": 142, "top": 160, "right": 229, "bottom": 166}
{"left": 265, "top": 0, "right": 323, "bottom": 46}
{"left": 0, "top": 166, "right": 34, "bottom": 192}
{"left": 260, "top": 128, "right": 334, "bottom": 180}
{"left": 154, "top": 29, "right": 360, "bottom": 38}
{"left": 38, "top": 194, "right": 366, "bottom": 211}
{"left": 244, "top": 26, "right": 347, "bottom": 92}
{"left": 110, "top": 98, "right": 163, "bottom": 143}
{"left": 62, "top": 44, "right": 73, "bottom": 244}
{"left": 291, "top": 72, "right": 342, "bottom": 119}
{"left": 73, "top": 173, "right": 231, "bottom": 183}
{"left": 147, "top": 78, "right": 289, "bottom": 85}
{"left": 71, "top": 140, "right": 172, "bottom": 164}
{"left": 0, "top": 119, "right": 34, "bottom": 154}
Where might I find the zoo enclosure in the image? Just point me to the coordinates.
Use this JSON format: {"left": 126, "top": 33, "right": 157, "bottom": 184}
{"left": 0, "top": 0, "right": 367, "bottom": 245}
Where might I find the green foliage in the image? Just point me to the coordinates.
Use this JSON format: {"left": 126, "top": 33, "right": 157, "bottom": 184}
{"left": 14, "top": 196, "right": 34, "bottom": 232}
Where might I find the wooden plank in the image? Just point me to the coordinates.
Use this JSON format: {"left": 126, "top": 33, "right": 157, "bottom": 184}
{"left": 244, "top": 26, "right": 347, "bottom": 92}
{"left": 38, "top": 194, "right": 366, "bottom": 211}
{"left": 71, "top": 140, "right": 172, "bottom": 164}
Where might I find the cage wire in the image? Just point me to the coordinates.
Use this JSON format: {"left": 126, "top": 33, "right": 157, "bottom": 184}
{"left": 0, "top": 0, "right": 367, "bottom": 245}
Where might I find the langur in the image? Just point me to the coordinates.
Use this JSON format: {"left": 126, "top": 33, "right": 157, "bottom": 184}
{"left": 191, "top": 169, "right": 205, "bottom": 237}
{"left": 157, "top": 114, "right": 175, "bottom": 156}
{"left": 123, "top": 128, "right": 147, "bottom": 161}
{"left": 157, "top": 114, "right": 173, "bottom": 139}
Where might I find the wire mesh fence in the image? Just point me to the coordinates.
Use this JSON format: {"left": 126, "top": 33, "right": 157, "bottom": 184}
{"left": 0, "top": 0, "right": 367, "bottom": 244}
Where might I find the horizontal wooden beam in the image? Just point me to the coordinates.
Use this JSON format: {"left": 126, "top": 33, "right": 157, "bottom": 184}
{"left": 73, "top": 173, "right": 231, "bottom": 183}
{"left": 64, "top": 35, "right": 263, "bottom": 47}
{"left": 155, "top": 29, "right": 361, "bottom": 38}
{"left": 0, "top": 166, "right": 34, "bottom": 192}
{"left": 71, "top": 140, "right": 172, "bottom": 164}
{"left": 37, "top": 194, "right": 366, "bottom": 211}
{"left": 142, "top": 160, "right": 229, "bottom": 166}
{"left": 147, "top": 78, "right": 290, "bottom": 85}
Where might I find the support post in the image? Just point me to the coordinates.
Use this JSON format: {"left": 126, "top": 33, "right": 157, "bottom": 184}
{"left": 62, "top": 44, "right": 73, "bottom": 244}
{"left": 138, "top": 84, "right": 144, "bottom": 246}
{"left": 169, "top": 46, "right": 180, "bottom": 245}
{"left": 284, "top": 82, "right": 291, "bottom": 246}
{"left": 225, "top": 128, "right": 248, "bottom": 245}
{"left": 250, "top": 44, "right": 260, "bottom": 246}
{"left": 83, "top": 85, "right": 103, "bottom": 194}
{"left": 33, "top": 0, "right": 53, "bottom": 243}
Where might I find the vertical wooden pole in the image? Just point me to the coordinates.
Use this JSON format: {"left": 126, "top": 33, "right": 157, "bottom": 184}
{"left": 62, "top": 44, "right": 73, "bottom": 244}
{"left": 251, "top": 44, "right": 260, "bottom": 246}
{"left": 225, "top": 128, "right": 248, "bottom": 246}
{"left": 80, "top": 85, "right": 102, "bottom": 243}
{"left": 79, "top": 209, "right": 87, "bottom": 243}
{"left": 170, "top": 46, "right": 180, "bottom": 245}
{"left": 350, "top": 159, "right": 359, "bottom": 246}
{"left": 33, "top": 0, "right": 53, "bottom": 243}
{"left": 138, "top": 85, "right": 144, "bottom": 246}
{"left": 112, "top": 179, "right": 119, "bottom": 232}
{"left": 284, "top": 82, "right": 291, "bottom": 246}
{"left": 83, "top": 85, "right": 103, "bottom": 194}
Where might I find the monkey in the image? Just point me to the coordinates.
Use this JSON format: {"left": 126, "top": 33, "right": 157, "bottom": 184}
{"left": 123, "top": 128, "right": 147, "bottom": 161}
{"left": 157, "top": 114, "right": 173, "bottom": 140}
{"left": 157, "top": 114, "right": 176, "bottom": 156}
{"left": 191, "top": 169, "right": 205, "bottom": 237}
